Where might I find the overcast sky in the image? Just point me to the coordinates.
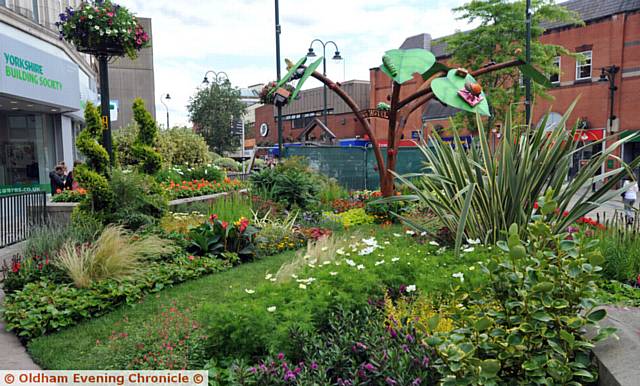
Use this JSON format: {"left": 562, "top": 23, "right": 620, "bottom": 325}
{"left": 118, "top": 0, "right": 475, "bottom": 127}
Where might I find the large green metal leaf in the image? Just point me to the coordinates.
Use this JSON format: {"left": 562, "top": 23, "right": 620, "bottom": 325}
{"left": 290, "top": 57, "right": 323, "bottom": 100}
{"left": 421, "top": 62, "right": 450, "bottom": 81}
{"left": 519, "top": 63, "right": 552, "bottom": 88}
{"left": 274, "top": 56, "right": 307, "bottom": 89}
{"left": 380, "top": 49, "right": 436, "bottom": 84}
{"left": 431, "top": 69, "right": 490, "bottom": 116}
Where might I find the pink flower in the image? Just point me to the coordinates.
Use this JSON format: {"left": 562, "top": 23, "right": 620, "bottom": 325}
{"left": 221, "top": 221, "right": 228, "bottom": 230}
{"left": 188, "top": 255, "right": 195, "bottom": 261}
{"left": 277, "top": 352, "right": 285, "bottom": 360}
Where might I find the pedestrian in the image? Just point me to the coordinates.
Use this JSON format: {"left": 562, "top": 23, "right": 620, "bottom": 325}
{"left": 65, "top": 160, "right": 82, "bottom": 190}
{"left": 49, "top": 165, "right": 65, "bottom": 195}
{"left": 622, "top": 179, "right": 638, "bottom": 225}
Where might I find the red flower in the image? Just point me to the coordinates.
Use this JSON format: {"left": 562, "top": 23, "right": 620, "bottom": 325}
{"left": 533, "top": 202, "right": 539, "bottom": 209}
{"left": 637, "top": 273, "right": 640, "bottom": 286}
{"left": 209, "top": 214, "right": 218, "bottom": 222}
{"left": 11, "top": 261, "right": 20, "bottom": 273}
{"left": 221, "top": 221, "right": 228, "bottom": 230}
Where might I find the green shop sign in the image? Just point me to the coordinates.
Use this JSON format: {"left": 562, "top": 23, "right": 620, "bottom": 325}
{"left": 0, "top": 32, "right": 79, "bottom": 110}
{"left": 4, "top": 53, "right": 64, "bottom": 91}
{"left": 0, "top": 184, "right": 49, "bottom": 196}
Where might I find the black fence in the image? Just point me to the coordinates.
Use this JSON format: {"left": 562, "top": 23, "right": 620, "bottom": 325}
{"left": 0, "top": 191, "right": 46, "bottom": 248}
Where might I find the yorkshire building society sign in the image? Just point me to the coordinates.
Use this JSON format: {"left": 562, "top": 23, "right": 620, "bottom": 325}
{"left": 0, "top": 33, "right": 80, "bottom": 110}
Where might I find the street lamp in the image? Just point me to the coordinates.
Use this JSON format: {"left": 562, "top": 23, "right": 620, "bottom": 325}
{"left": 306, "top": 39, "right": 343, "bottom": 125}
{"left": 160, "top": 93, "right": 171, "bottom": 129}
{"left": 202, "top": 70, "right": 229, "bottom": 85}
{"left": 598, "top": 65, "right": 620, "bottom": 133}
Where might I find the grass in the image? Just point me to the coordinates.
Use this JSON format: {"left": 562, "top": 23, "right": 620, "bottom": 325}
{"left": 28, "top": 225, "right": 489, "bottom": 369}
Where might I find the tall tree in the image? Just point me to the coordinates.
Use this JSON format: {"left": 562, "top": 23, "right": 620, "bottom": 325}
{"left": 187, "top": 81, "right": 246, "bottom": 154}
{"left": 445, "top": 0, "right": 582, "bottom": 129}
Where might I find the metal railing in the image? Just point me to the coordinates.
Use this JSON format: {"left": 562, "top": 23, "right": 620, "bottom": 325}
{"left": 0, "top": 191, "right": 46, "bottom": 248}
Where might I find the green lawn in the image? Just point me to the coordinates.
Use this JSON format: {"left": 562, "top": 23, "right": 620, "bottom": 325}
{"left": 28, "top": 225, "right": 489, "bottom": 369}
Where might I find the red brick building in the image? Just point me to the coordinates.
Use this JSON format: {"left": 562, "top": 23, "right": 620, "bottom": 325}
{"left": 254, "top": 80, "right": 370, "bottom": 148}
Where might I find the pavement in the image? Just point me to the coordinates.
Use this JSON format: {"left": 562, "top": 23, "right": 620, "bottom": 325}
{"left": 0, "top": 241, "right": 39, "bottom": 370}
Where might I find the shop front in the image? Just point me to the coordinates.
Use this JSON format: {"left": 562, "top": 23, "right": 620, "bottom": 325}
{"left": 0, "top": 27, "right": 81, "bottom": 194}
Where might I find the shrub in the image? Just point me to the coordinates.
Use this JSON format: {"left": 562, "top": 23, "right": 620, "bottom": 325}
{"left": 160, "top": 212, "right": 206, "bottom": 234}
{"left": 318, "top": 177, "right": 348, "bottom": 203}
{"left": 208, "top": 193, "right": 253, "bottom": 223}
{"left": 0, "top": 253, "right": 67, "bottom": 294}
{"left": 395, "top": 104, "right": 640, "bottom": 250}
{"left": 131, "top": 98, "right": 162, "bottom": 175}
{"left": 155, "top": 164, "right": 225, "bottom": 185}
{"left": 75, "top": 102, "right": 115, "bottom": 217}
{"left": 113, "top": 124, "right": 138, "bottom": 167}
{"left": 56, "top": 225, "right": 175, "bottom": 288}
{"left": 162, "top": 178, "right": 244, "bottom": 200}
{"left": 158, "top": 127, "right": 211, "bottom": 167}
{"left": 109, "top": 169, "right": 168, "bottom": 229}
{"left": 595, "top": 214, "right": 640, "bottom": 283}
{"left": 213, "top": 157, "right": 241, "bottom": 172}
{"left": 251, "top": 167, "right": 319, "bottom": 209}
{"left": 425, "top": 193, "right": 614, "bottom": 385}
{"left": 324, "top": 208, "right": 374, "bottom": 228}
{"left": 24, "top": 223, "right": 70, "bottom": 259}
{"left": 50, "top": 188, "right": 87, "bottom": 203}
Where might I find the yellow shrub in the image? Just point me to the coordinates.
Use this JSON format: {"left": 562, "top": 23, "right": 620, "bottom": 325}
{"left": 160, "top": 212, "right": 206, "bottom": 234}
{"left": 384, "top": 293, "right": 453, "bottom": 335}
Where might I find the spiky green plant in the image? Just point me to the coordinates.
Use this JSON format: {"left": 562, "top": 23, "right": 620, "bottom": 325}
{"left": 392, "top": 100, "right": 640, "bottom": 252}
{"left": 132, "top": 98, "right": 162, "bottom": 174}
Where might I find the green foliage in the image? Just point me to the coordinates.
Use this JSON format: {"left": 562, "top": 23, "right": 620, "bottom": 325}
{"left": 24, "top": 223, "right": 71, "bottom": 259}
{"left": 317, "top": 178, "right": 348, "bottom": 203}
{"left": 108, "top": 169, "right": 168, "bottom": 229}
{"left": 155, "top": 164, "right": 225, "bottom": 184}
{"left": 113, "top": 124, "right": 138, "bottom": 167}
{"left": 227, "top": 306, "right": 435, "bottom": 385}
{"left": 3, "top": 255, "right": 230, "bottom": 339}
{"left": 132, "top": 98, "right": 162, "bottom": 174}
{"left": 394, "top": 104, "right": 639, "bottom": 250}
{"left": 426, "top": 199, "right": 613, "bottom": 385}
{"left": 187, "top": 81, "right": 246, "bottom": 154}
{"left": 208, "top": 194, "right": 253, "bottom": 223}
{"left": 186, "top": 215, "right": 258, "bottom": 261}
{"left": 594, "top": 214, "right": 640, "bottom": 282}
{"left": 431, "top": 69, "right": 490, "bottom": 116}
{"left": 1, "top": 254, "right": 67, "bottom": 294}
{"left": 324, "top": 208, "right": 375, "bottom": 228}
{"left": 50, "top": 189, "right": 87, "bottom": 202}
{"left": 250, "top": 158, "right": 321, "bottom": 209}
{"left": 213, "top": 157, "right": 241, "bottom": 172}
{"left": 75, "top": 102, "right": 115, "bottom": 215}
{"left": 445, "top": 0, "right": 582, "bottom": 128}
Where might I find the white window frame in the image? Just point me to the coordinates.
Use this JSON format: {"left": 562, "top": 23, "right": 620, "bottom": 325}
{"left": 550, "top": 56, "right": 561, "bottom": 84}
{"left": 575, "top": 51, "right": 592, "bottom": 81}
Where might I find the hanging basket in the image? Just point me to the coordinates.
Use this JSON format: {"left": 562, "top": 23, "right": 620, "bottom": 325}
{"left": 57, "top": 1, "right": 149, "bottom": 60}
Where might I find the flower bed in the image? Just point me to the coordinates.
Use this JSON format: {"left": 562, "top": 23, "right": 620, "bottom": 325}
{"left": 162, "top": 178, "right": 244, "bottom": 200}
{"left": 3, "top": 254, "right": 231, "bottom": 339}
{"left": 50, "top": 188, "right": 87, "bottom": 203}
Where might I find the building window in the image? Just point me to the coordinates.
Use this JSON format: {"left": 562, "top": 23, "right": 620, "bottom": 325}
{"left": 550, "top": 56, "right": 560, "bottom": 84}
{"left": 576, "top": 51, "right": 592, "bottom": 80}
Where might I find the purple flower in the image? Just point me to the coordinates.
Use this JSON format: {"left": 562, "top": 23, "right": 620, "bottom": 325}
{"left": 422, "top": 356, "right": 430, "bottom": 367}
{"left": 387, "top": 326, "right": 398, "bottom": 338}
{"left": 294, "top": 367, "right": 301, "bottom": 374}
{"left": 399, "top": 284, "right": 407, "bottom": 293}
{"left": 402, "top": 344, "right": 410, "bottom": 353}
{"left": 311, "top": 361, "right": 318, "bottom": 370}
{"left": 412, "top": 378, "right": 422, "bottom": 385}
{"left": 277, "top": 352, "right": 285, "bottom": 360}
{"left": 385, "top": 377, "right": 398, "bottom": 385}
{"left": 406, "top": 334, "right": 415, "bottom": 343}
{"left": 352, "top": 342, "right": 368, "bottom": 352}
{"left": 248, "top": 367, "right": 256, "bottom": 373}
{"left": 363, "top": 363, "right": 377, "bottom": 372}
{"left": 283, "top": 370, "right": 296, "bottom": 381}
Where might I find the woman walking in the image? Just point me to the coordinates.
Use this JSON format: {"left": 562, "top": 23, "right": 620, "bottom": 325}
{"left": 622, "top": 179, "right": 638, "bottom": 225}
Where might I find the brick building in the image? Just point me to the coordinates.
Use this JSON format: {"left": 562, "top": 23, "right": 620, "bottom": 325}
{"left": 254, "top": 80, "right": 370, "bottom": 148}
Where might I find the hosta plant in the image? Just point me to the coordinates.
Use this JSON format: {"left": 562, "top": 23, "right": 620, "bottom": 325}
{"left": 187, "top": 215, "right": 258, "bottom": 261}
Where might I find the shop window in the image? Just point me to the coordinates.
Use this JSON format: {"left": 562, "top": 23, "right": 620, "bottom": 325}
{"left": 550, "top": 56, "right": 560, "bottom": 84}
{"left": 576, "top": 51, "right": 592, "bottom": 81}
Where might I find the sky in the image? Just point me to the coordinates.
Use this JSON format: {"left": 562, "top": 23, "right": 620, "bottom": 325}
{"left": 118, "top": 0, "right": 476, "bottom": 127}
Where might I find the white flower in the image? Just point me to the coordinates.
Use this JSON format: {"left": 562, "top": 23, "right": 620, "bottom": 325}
{"left": 469, "top": 266, "right": 475, "bottom": 271}
{"left": 463, "top": 247, "right": 475, "bottom": 253}
{"left": 406, "top": 284, "right": 417, "bottom": 293}
{"left": 321, "top": 247, "right": 329, "bottom": 251}
{"left": 291, "top": 274, "right": 298, "bottom": 279}
{"left": 452, "top": 272, "right": 465, "bottom": 282}
{"left": 467, "top": 238, "right": 481, "bottom": 245}
{"left": 362, "top": 237, "right": 378, "bottom": 246}
{"left": 270, "top": 278, "right": 277, "bottom": 282}
{"left": 322, "top": 261, "right": 331, "bottom": 265}
{"left": 375, "top": 260, "right": 385, "bottom": 266}
{"left": 359, "top": 246, "right": 375, "bottom": 256}
{"left": 383, "top": 241, "right": 391, "bottom": 245}
{"left": 244, "top": 289, "right": 255, "bottom": 294}
{"left": 308, "top": 263, "right": 316, "bottom": 268}
{"left": 391, "top": 257, "right": 400, "bottom": 262}
{"left": 336, "top": 248, "right": 345, "bottom": 255}
{"left": 329, "top": 272, "right": 338, "bottom": 276}
{"left": 265, "top": 274, "right": 273, "bottom": 280}
{"left": 429, "top": 240, "right": 440, "bottom": 246}
{"left": 406, "top": 230, "right": 415, "bottom": 235}
{"left": 267, "top": 306, "right": 276, "bottom": 312}
{"left": 393, "top": 233, "right": 402, "bottom": 237}
{"left": 299, "top": 284, "right": 307, "bottom": 289}
{"left": 346, "top": 259, "right": 356, "bottom": 267}
{"left": 420, "top": 231, "right": 428, "bottom": 236}
{"left": 357, "top": 264, "right": 365, "bottom": 270}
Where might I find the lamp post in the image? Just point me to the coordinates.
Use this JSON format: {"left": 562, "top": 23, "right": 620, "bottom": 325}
{"left": 160, "top": 93, "right": 171, "bottom": 129}
{"left": 274, "top": 0, "right": 283, "bottom": 158}
{"left": 598, "top": 65, "right": 620, "bottom": 133}
{"left": 306, "top": 39, "right": 343, "bottom": 125}
{"left": 524, "top": 0, "right": 532, "bottom": 125}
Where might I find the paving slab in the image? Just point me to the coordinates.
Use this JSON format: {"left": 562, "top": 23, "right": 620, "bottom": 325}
{"left": 0, "top": 242, "right": 39, "bottom": 370}
{"left": 593, "top": 306, "right": 640, "bottom": 386}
